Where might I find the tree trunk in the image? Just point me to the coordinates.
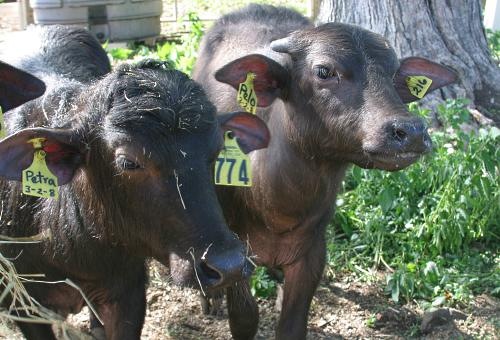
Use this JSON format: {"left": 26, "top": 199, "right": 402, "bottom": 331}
{"left": 316, "top": 0, "right": 500, "bottom": 123}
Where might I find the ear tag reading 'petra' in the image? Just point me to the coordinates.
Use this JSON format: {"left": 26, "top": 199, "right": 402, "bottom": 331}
{"left": 237, "top": 72, "right": 258, "bottom": 114}
{"left": 215, "top": 131, "right": 252, "bottom": 187}
{"left": 0, "top": 106, "right": 6, "bottom": 139}
{"left": 22, "top": 138, "right": 59, "bottom": 199}
{"left": 406, "top": 75, "right": 433, "bottom": 99}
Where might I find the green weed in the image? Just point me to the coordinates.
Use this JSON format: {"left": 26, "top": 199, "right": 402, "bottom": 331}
{"left": 104, "top": 13, "right": 204, "bottom": 75}
{"left": 486, "top": 29, "right": 500, "bottom": 64}
{"left": 329, "top": 99, "right": 499, "bottom": 306}
{"left": 365, "top": 314, "right": 377, "bottom": 328}
{"left": 250, "top": 266, "right": 277, "bottom": 298}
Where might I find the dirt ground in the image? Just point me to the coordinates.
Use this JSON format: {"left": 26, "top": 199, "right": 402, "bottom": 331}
{"left": 137, "top": 262, "right": 499, "bottom": 340}
{"left": 2, "top": 260, "right": 498, "bottom": 339}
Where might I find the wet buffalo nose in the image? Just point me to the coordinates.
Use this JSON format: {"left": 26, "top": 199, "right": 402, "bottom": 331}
{"left": 389, "top": 119, "right": 432, "bottom": 153}
{"left": 198, "top": 249, "right": 252, "bottom": 289}
{"left": 199, "top": 261, "right": 223, "bottom": 281}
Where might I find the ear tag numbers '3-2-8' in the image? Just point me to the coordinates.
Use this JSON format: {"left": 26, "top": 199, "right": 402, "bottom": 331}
{"left": 406, "top": 75, "right": 432, "bottom": 99}
{"left": 22, "top": 138, "right": 59, "bottom": 199}
{"left": 237, "top": 72, "right": 258, "bottom": 114}
{"left": 0, "top": 106, "right": 6, "bottom": 139}
{"left": 215, "top": 132, "right": 252, "bottom": 187}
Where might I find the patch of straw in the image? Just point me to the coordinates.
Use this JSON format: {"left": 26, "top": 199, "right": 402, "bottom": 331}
{"left": 0, "top": 238, "right": 99, "bottom": 339}
{"left": 173, "top": 169, "right": 186, "bottom": 210}
{"left": 187, "top": 247, "right": 206, "bottom": 297}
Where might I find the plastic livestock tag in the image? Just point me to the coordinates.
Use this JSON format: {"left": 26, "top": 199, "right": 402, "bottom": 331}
{"left": 22, "top": 138, "right": 59, "bottom": 199}
{"left": 406, "top": 76, "right": 433, "bottom": 99}
{"left": 214, "top": 132, "right": 252, "bottom": 187}
{"left": 0, "top": 106, "right": 5, "bottom": 139}
{"left": 237, "top": 72, "right": 258, "bottom": 114}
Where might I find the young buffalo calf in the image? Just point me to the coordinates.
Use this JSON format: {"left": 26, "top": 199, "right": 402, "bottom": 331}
{"left": 0, "top": 27, "right": 269, "bottom": 340}
{"left": 193, "top": 4, "right": 457, "bottom": 339}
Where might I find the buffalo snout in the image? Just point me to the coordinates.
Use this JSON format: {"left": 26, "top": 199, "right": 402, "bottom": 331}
{"left": 196, "top": 243, "right": 253, "bottom": 290}
{"left": 385, "top": 117, "right": 432, "bottom": 154}
{"left": 363, "top": 115, "right": 432, "bottom": 171}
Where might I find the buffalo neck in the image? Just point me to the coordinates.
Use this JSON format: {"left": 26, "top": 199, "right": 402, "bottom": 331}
{"left": 245, "top": 101, "right": 349, "bottom": 234}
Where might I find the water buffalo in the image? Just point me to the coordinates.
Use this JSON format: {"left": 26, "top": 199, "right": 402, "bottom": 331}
{"left": 0, "top": 26, "right": 269, "bottom": 339}
{"left": 193, "top": 4, "right": 457, "bottom": 339}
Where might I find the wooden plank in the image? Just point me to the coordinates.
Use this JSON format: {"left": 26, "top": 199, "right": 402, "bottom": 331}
{"left": 485, "top": 0, "right": 500, "bottom": 30}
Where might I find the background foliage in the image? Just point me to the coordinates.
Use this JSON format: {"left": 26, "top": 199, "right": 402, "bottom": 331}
{"left": 487, "top": 28, "right": 500, "bottom": 65}
{"left": 330, "top": 99, "right": 499, "bottom": 307}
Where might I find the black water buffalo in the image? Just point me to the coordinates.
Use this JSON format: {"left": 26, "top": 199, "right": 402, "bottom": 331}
{"left": 0, "top": 26, "right": 269, "bottom": 340}
{"left": 193, "top": 4, "right": 457, "bottom": 339}
{"left": 0, "top": 25, "right": 111, "bottom": 84}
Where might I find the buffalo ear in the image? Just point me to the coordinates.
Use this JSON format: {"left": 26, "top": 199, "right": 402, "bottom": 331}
{"left": 215, "top": 54, "right": 289, "bottom": 107}
{"left": 270, "top": 37, "right": 294, "bottom": 53}
{"left": 394, "top": 57, "right": 458, "bottom": 103}
{"left": 0, "top": 127, "right": 86, "bottom": 185}
{"left": 217, "top": 112, "right": 270, "bottom": 154}
{"left": 0, "top": 61, "right": 46, "bottom": 112}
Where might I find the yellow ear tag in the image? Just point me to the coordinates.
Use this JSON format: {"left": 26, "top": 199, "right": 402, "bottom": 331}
{"left": 237, "top": 72, "right": 258, "bottom": 114}
{"left": 0, "top": 106, "right": 6, "bottom": 139}
{"left": 22, "top": 138, "right": 59, "bottom": 199}
{"left": 406, "top": 75, "right": 433, "bottom": 99}
{"left": 214, "top": 131, "right": 252, "bottom": 187}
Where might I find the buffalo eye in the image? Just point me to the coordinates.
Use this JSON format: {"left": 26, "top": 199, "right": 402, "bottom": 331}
{"left": 116, "top": 155, "right": 141, "bottom": 170}
{"left": 314, "top": 66, "right": 339, "bottom": 82}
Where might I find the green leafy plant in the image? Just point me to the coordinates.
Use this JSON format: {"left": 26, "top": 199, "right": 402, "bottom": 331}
{"left": 250, "top": 266, "right": 277, "bottom": 298}
{"left": 104, "top": 13, "right": 204, "bottom": 75}
{"left": 386, "top": 251, "right": 499, "bottom": 307}
{"left": 107, "top": 47, "right": 135, "bottom": 61}
{"left": 153, "top": 12, "right": 204, "bottom": 74}
{"left": 328, "top": 99, "right": 499, "bottom": 306}
{"left": 486, "top": 29, "right": 500, "bottom": 64}
{"left": 365, "top": 314, "right": 377, "bottom": 328}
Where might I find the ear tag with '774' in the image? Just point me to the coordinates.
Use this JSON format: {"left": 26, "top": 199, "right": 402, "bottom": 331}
{"left": 214, "top": 132, "right": 252, "bottom": 187}
{"left": 237, "top": 72, "right": 258, "bottom": 114}
{"left": 0, "top": 106, "right": 6, "bottom": 139}
{"left": 22, "top": 138, "right": 59, "bottom": 199}
{"left": 406, "top": 75, "right": 433, "bottom": 99}
{"left": 215, "top": 72, "right": 258, "bottom": 187}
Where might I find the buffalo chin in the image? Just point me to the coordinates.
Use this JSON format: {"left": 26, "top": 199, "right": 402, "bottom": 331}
{"left": 355, "top": 151, "right": 423, "bottom": 171}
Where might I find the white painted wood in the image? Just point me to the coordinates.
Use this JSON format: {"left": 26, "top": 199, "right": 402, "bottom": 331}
{"left": 484, "top": 0, "right": 500, "bottom": 30}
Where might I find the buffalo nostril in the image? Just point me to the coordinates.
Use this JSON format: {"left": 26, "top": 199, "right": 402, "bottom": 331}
{"left": 393, "top": 126, "right": 408, "bottom": 142}
{"left": 200, "top": 261, "right": 223, "bottom": 281}
{"left": 423, "top": 131, "right": 433, "bottom": 150}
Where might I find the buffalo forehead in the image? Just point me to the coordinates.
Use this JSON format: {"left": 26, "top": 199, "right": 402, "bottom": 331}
{"left": 304, "top": 23, "right": 398, "bottom": 77}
